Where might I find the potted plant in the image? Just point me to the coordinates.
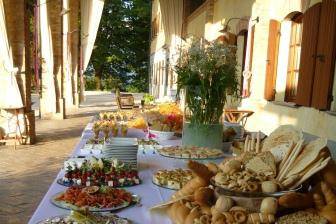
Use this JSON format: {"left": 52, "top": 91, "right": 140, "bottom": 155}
{"left": 175, "top": 38, "right": 239, "bottom": 149}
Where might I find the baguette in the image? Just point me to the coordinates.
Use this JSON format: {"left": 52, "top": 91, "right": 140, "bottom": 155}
{"left": 256, "top": 131, "right": 260, "bottom": 153}
{"left": 277, "top": 140, "right": 304, "bottom": 182}
{"left": 278, "top": 192, "right": 314, "bottom": 209}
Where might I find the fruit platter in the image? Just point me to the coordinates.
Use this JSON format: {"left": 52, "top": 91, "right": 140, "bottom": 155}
{"left": 37, "top": 210, "right": 131, "bottom": 224}
{"left": 58, "top": 157, "right": 140, "bottom": 187}
{"left": 51, "top": 186, "right": 139, "bottom": 212}
{"left": 157, "top": 145, "right": 225, "bottom": 160}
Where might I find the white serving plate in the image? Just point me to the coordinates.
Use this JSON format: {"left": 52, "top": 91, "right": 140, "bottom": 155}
{"left": 149, "top": 130, "right": 175, "bottom": 140}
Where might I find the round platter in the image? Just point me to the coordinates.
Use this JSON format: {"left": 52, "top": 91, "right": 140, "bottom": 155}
{"left": 151, "top": 180, "right": 179, "bottom": 190}
{"left": 157, "top": 152, "right": 224, "bottom": 160}
{"left": 56, "top": 178, "right": 141, "bottom": 188}
{"left": 36, "top": 214, "right": 132, "bottom": 224}
{"left": 50, "top": 192, "right": 140, "bottom": 212}
{"left": 211, "top": 179, "right": 302, "bottom": 198}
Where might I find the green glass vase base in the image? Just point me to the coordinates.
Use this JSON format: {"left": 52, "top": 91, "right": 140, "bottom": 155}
{"left": 182, "top": 122, "right": 223, "bottom": 149}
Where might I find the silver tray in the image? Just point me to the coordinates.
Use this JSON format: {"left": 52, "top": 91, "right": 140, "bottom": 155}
{"left": 211, "top": 179, "right": 302, "bottom": 198}
{"left": 157, "top": 152, "right": 225, "bottom": 160}
{"left": 36, "top": 214, "right": 132, "bottom": 224}
{"left": 51, "top": 191, "right": 140, "bottom": 212}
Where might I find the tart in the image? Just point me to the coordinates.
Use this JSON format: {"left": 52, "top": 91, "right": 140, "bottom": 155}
{"left": 153, "top": 169, "right": 194, "bottom": 190}
{"left": 157, "top": 146, "right": 224, "bottom": 160}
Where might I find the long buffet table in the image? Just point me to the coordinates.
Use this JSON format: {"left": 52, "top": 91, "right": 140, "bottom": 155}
{"left": 28, "top": 122, "right": 222, "bottom": 224}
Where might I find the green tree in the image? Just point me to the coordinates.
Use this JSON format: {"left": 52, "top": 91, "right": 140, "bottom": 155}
{"left": 89, "top": 0, "right": 150, "bottom": 92}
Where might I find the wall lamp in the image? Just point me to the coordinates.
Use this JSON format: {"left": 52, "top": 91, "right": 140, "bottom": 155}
{"left": 219, "top": 16, "right": 259, "bottom": 37}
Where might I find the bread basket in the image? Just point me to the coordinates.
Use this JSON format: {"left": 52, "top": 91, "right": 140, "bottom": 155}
{"left": 212, "top": 179, "right": 302, "bottom": 212}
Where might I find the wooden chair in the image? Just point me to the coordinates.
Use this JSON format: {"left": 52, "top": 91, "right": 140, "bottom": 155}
{"left": 223, "top": 109, "right": 254, "bottom": 127}
{"left": 116, "top": 91, "right": 135, "bottom": 109}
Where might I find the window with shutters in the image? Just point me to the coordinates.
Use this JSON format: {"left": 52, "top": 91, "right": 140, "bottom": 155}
{"left": 295, "top": 0, "right": 336, "bottom": 110}
{"left": 265, "top": 20, "right": 280, "bottom": 101}
{"left": 285, "top": 14, "right": 303, "bottom": 102}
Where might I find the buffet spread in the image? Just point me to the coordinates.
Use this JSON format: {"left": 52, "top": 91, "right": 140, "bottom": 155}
{"left": 29, "top": 107, "right": 336, "bottom": 224}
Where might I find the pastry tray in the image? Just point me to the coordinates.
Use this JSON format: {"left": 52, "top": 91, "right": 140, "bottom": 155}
{"left": 211, "top": 179, "right": 302, "bottom": 198}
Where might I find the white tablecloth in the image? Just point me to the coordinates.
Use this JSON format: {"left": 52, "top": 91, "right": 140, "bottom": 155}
{"left": 29, "top": 124, "right": 221, "bottom": 224}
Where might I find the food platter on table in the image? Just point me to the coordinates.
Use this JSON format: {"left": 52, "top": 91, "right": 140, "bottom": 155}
{"left": 211, "top": 178, "right": 303, "bottom": 197}
{"left": 58, "top": 157, "right": 140, "bottom": 188}
{"left": 157, "top": 145, "right": 225, "bottom": 160}
{"left": 137, "top": 138, "right": 160, "bottom": 150}
{"left": 152, "top": 168, "right": 194, "bottom": 190}
{"left": 149, "top": 125, "right": 336, "bottom": 224}
{"left": 51, "top": 186, "right": 140, "bottom": 212}
{"left": 36, "top": 210, "right": 131, "bottom": 224}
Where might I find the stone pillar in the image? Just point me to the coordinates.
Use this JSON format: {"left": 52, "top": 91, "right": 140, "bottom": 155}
{"left": 49, "top": 0, "right": 65, "bottom": 119}
{"left": 62, "top": 0, "right": 75, "bottom": 113}
{"left": 3, "top": 0, "right": 36, "bottom": 144}
{"left": 39, "top": 0, "right": 57, "bottom": 119}
{"left": 70, "top": 0, "right": 80, "bottom": 107}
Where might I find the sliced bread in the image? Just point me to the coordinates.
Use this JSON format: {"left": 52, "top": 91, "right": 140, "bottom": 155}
{"left": 245, "top": 151, "right": 276, "bottom": 177}
{"left": 286, "top": 138, "right": 328, "bottom": 178}
{"left": 262, "top": 125, "right": 303, "bottom": 151}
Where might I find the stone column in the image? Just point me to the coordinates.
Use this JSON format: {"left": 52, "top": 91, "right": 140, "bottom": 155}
{"left": 3, "top": 0, "right": 36, "bottom": 144}
{"left": 70, "top": 0, "right": 80, "bottom": 107}
{"left": 39, "top": 0, "right": 57, "bottom": 119}
{"left": 62, "top": 0, "right": 74, "bottom": 113}
{"left": 49, "top": 0, "right": 65, "bottom": 119}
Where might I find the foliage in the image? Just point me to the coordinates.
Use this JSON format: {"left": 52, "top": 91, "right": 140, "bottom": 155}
{"left": 85, "top": 76, "right": 97, "bottom": 90}
{"left": 89, "top": 0, "right": 150, "bottom": 92}
{"left": 175, "top": 38, "right": 240, "bottom": 125}
{"left": 126, "top": 85, "right": 141, "bottom": 93}
{"left": 102, "top": 76, "right": 122, "bottom": 91}
{"left": 143, "top": 93, "right": 154, "bottom": 104}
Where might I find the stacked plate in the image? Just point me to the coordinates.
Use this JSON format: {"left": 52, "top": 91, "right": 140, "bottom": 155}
{"left": 102, "top": 137, "right": 138, "bottom": 168}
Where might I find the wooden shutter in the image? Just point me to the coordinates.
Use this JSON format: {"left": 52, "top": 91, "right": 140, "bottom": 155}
{"left": 311, "top": 0, "right": 336, "bottom": 110}
{"left": 295, "top": 3, "right": 321, "bottom": 106}
{"left": 264, "top": 20, "right": 280, "bottom": 101}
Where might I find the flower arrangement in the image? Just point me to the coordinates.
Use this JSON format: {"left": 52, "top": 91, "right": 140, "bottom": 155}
{"left": 142, "top": 103, "right": 183, "bottom": 132}
{"left": 175, "top": 38, "right": 239, "bottom": 125}
{"left": 128, "top": 117, "right": 147, "bottom": 129}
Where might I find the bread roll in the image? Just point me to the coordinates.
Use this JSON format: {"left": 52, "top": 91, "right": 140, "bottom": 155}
{"left": 194, "top": 187, "right": 214, "bottom": 206}
{"left": 211, "top": 206, "right": 224, "bottom": 223}
{"left": 175, "top": 202, "right": 191, "bottom": 224}
{"left": 247, "top": 213, "right": 275, "bottom": 224}
{"left": 321, "top": 160, "right": 336, "bottom": 189}
{"left": 206, "top": 162, "right": 219, "bottom": 174}
{"left": 261, "top": 181, "right": 278, "bottom": 193}
{"left": 185, "top": 207, "right": 202, "bottom": 224}
{"left": 260, "top": 197, "right": 278, "bottom": 215}
{"left": 278, "top": 192, "right": 313, "bottom": 209}
{"left": 188, "top": 160, "right": 214, "bottom": 182}
{"left": 172, "top": 177, "right": 207, "bottom": 199}
{"left": 215, "top": 196, "right": 234, "bottom": 212}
